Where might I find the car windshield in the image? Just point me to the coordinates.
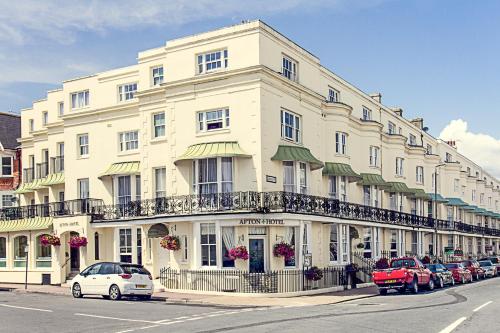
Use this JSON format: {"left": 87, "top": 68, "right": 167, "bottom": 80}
{"left": 391, "top": 259, "right": 416, "bottom": 268}
{"left": 490, "top": 258, "right": 499, "bottom": 264}
{"left": 445, "top": 263, "right": 458, "bottom": 269}
{"left": 121, "top": 265, "right": 150, "bottom": 275}
{"left": 426, "top": 264, "right": 437, "bottom": 272}
{"left": 479, "top": 261, "right": 492, "bottom": 267}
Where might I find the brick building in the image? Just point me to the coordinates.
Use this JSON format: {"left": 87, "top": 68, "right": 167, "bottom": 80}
{"left": 0, "top": 112, "right": 21, "bottom": 208}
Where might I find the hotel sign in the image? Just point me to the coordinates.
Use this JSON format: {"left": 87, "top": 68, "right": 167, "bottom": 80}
{"left": 239, "top": 218, "right": 284, "bottom": 225}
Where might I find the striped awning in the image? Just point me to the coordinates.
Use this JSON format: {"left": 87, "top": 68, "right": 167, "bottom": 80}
{"left": 271, "top": 145, "right": 323, "bottom": 171}
{"left": 445, "top": 197, "right": 468, "bottom": 207}
{"left": 14, "top": 179, "right": 43, "bottom": 194}
{"left": 39, "top": 173, "right": 65, "bottom": 187}
{"left": 357, "top": 173, "right": 387, "bottom": 187}
{"left": 175, "top": 142, "right": 251, "bottom": 164}
{"left": 99, "top": 161, "right": 140, "bottom": 179}
{"left": 0, "top": 217, "right": 53, "bottom": 233}
{"left": 322, "top": 162, "right": 361, "bottom": 182}
{"left": 409, "top": 188, "right": 432, "bottom": 200}
{"left": 385, "top": 182, "right": 414, "bottom": 194}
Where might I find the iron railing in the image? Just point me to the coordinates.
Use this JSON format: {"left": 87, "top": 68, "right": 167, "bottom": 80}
{"left": 90, "top": 191, "right": 500, "bottom": 238}
{"left": 159, "top": 267, "right": 347, "bottom": 293}
{"left": 0, "top": 198, "right": 104, "bottom": 221}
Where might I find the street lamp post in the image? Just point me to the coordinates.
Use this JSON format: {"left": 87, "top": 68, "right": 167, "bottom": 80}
{"left": 433, "top": 163, "right": 446, "bottom": 257}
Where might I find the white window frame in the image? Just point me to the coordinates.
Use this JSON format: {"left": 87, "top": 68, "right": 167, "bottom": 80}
{"left": 328, "top": 87, "right": 339, "bottom": 102}
{"left": 362, "top": 107, "right": 372, "bottom": 121}
{"left": 197, "top": 49, "right": 228, "bottom": 74}
{"left": 77, "top": 178, "right": 89, "bottom": 199}
{"left": 119, "top": 130, "right": 139, "bottom": 152}
{"left": 192, "top": 157, "right": 233, "bottom": 194}
{"left": 335, "top": 132, "right": 347, "bottom": 155}
{"left": 369, "top": 146, "right": 379, "bottom": 167}
{"left": 152, "top": 112, "right": 166, "bottom": 138}
{"left": 119, "top": 228, "right": 133, "bottom": 263}
{"left": 453, "top": 179, "right": 460, "bottom": 193}
{"left": 329, "top": 224, "right": 339, "bottom": 264}
{"left": 154, "top": 167, "right": 166, "bottom": 198}
{"left": 1, "top": 194, "right": 13, "bottom": 208}
{"left": 0, "top": 156, "right": 13, "bottom": 176}
{"left": 282, "top": 55, "right": 297, "bottom": 82}
{"left": 396, "top": 157, "right": 404, "bottom": 176}
{"left": 416, "top": 166, "right": 424, "bottom": 184}
{"left": 200, "top": 223, "right": 217, "bottom": 267}
{"left": 118, "top": 83, "right": 138, "bottom": 102}
{"left": 329, "top": 175, "right": 347, "bottom": 201}
{"left": 29, "top": 119, "right": 34, "bottom": 132}
{"left": 42, "top": 111, "right": 48, "bottom": 126}
{"left": 283, "top": 161, "right": 309, "bottom": 194}
{"left": 197, "top": 108, "right": 229, "bottom": 132}
{"left": 280, "top": 109, "right": 301, "bottom": 143}
{"left": 387, "top": 121, "right": 396, "bottom": 134}
{"left": 71, "top": 90, "right": 89, "bottom": 109}
{"left": 58, "top": 102, "right": 64, "bottom": 117}
{"left": 409, "top": 134, "right": 417, "bottom": 145}
{"left": 152, "top": 66, "right": 164, "bottom": 86}
{"left": 77, "top": 134, "right": 89, "bottom": 158}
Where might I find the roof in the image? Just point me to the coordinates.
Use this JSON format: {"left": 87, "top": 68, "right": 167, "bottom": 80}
{"left": 0, "top": 112, "right": 21, "bottom": 150}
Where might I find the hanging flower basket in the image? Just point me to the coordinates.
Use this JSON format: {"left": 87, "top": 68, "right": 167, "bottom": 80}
{"left": 304, "top": 266, "right": 324, "bottom": 281}
{"left": 40, "top": 234, "right": 61, "bottom": 247}
{"left": 228, "top": 245, "right": 249, "bottom": 261}
{"left": 273, "top": 242, "right": 295, "bottom": 260}
{"left": 375, "top": 257, "right": 390, "bottom": 270}
{"left": 69, "top": 236, "right": 87, "bottom": 248}
{"left": 160, "top": 235, "right": 181, "bottom": 251}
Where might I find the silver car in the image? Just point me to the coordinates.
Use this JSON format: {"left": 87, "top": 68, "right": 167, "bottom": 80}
{"left": 478, "top": 260, "right": 497, "bottom": 278}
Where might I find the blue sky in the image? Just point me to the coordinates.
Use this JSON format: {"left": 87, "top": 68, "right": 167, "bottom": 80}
{"left": 1, "top": 0, "right": 499, "bottom": 175}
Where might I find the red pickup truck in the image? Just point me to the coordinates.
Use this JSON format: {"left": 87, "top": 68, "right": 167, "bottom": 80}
{"left": 372, "top": 257, "right": 433, "bottom": 295}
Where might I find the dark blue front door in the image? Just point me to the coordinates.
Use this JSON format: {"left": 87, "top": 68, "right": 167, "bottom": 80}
{"left": 249, "top": 239, "right": 265, "bottom": 273}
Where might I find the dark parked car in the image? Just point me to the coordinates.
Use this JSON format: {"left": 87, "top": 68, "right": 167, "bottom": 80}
{"left": 426, "top": 263, "right": 455, "bottom": 288}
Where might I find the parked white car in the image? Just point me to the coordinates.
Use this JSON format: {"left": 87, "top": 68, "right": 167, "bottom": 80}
{"left": 478, "top": 260, "right": 497, "bottom": 278}
{"left": 70, "top": 262, "right": 154, "bottom": 300}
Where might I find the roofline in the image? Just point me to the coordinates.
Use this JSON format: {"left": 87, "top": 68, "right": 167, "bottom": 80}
{"left": 0, "top": 111, "right": 20, "bottom": 118}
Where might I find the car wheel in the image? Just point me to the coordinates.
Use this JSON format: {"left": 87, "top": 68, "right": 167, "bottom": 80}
{"left": 379, "top": 288, "right": 387, "bottom": 296}
{"left": 450, "top": 277, "right": 455, "bottom": 286}
{"left": 438, "top": 277, "right": 444, "bottom": 288}
{"left": 109, "top": 285, "right": 122, "bottom": 301}
{"left": 411, "top": 278, "right": 419, "bottom": 294}
{"left": 428, "top": 278, "right": 435, "bottom": 291}
{"left": 475, "top": 273, "right": 479, "bottom": 281}
{"left": 461, "top": 275, "right": 466, "bottom": 284}
{"left": 72, "top": 283, "right": 83, "bottom": 298}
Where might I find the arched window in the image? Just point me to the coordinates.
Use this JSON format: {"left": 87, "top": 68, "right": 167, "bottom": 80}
{"left": 0, "top": 237, "right": 6, "bottom": 268}
{"left": 94, "top": 232, "right": 99, "bottom": 260}
{"left": 36, "top": 235, "right": 51, "bottom": 268}
{"left": 14, "top": 236, "right": 28, "bottom": 268}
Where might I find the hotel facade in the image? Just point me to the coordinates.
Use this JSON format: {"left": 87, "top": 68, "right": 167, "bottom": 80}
{"left": 1, "top": 21, "right": 499, "bottom": 291}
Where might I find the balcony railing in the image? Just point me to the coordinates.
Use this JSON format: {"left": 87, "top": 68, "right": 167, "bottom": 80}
{"left": 0, "top": 198, "right": 104, "bottom": 221}
{"left": 90, "top": 191, "right": 500, "bottom": 237}
{"left": 50, "top": 156, "right": 64, "bottom": 173}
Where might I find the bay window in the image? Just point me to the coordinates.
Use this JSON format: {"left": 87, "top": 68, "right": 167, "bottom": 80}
{"left": 363, "top": 185, "right": 380, "bottom": 207}
{"left": 193, "top": 157, "right": 233, "bottom": 194}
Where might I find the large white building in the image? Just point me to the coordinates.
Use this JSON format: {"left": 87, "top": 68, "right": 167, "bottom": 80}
{"left": 1, "top": 21, "right": 499, "bottom": 292}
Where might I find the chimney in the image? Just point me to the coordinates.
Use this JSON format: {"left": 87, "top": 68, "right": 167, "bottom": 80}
{"left": 446, "top": 140, "right": 457, "bottom": 148}
{"left": 369, "top": 93, "right": 382, "bottom": 103}
{"left": 411, "top": 118, "right": 424, "bottom": 130}
{"left": 391, "top": 107, "right": 403, "bottom": 117}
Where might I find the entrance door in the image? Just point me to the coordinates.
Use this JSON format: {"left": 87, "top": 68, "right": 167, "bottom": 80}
{"left": 249, "top": 238, "right": 265, "bottom": 273}
{"left": 70, "top": 232, "right": 80, "bottom": 271}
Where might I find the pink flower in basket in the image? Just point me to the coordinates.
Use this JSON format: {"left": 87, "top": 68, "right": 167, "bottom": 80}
{"left": 40, "top": 234, "right": 61, "bottom": 247}
{"left": 273, "top": 242, "right": 295, "bottom": 260}
{"left": 228, "top": 245, "right": 249, "bottom": 261}
{"left": 160, "top": 235, "right": 181, "bottom": 251}
{"left": 69, "top": 236, "right": 88, "bottom": 248}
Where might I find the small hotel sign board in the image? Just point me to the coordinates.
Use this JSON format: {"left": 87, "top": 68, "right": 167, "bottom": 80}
{"left": 266, "top": 175, "right": 277, "bottom": 183}
{"left": 239, "top": 218, "right": 284, "bottom": 225}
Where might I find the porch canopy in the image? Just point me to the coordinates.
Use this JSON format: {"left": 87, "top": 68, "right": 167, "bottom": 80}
{"left": 14, "top": 182, "right": 34, "bottom": 194}
{"left": 462, "top": 204, "right": 477, "bottom": 211}
{"left": 357, "top": 173, "right": 387, "bottom": 187}
{"left": 99, "top": 161, "right": 140, "bottom": 179}
{"left": 271, "top": 145, "right": 323, "bottom": 170}
{"left": 445, "top": 197, "right": 468, "bottom": 207}
{"left": 147, "top": 223, "right": 168, "bottom": 238}
{"left": 409, "top": 188, "right": 432, "bottom": 200}
{"left": 39, "top": 172, "right": 65, "bottom": 187}
{"left": 428, "top": 193, "right": 449, "bottom": 203}
{"left": 385, "top": 181, "right": 414, "bottom": 194}
{"left": 0, "top": 217, "right": 53, "bottom": 232}
{"left": 175, "top": 141, "right": 251, "bottom": 164}
{"left": 322, "top": 162, "right": 361, "bottom": 182}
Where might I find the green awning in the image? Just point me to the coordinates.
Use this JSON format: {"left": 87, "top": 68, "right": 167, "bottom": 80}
{"left": 428, "top": 193, "right": 449, "bottom": 203}
{"left": 271, "top": 145, "right": 323, "bottom": 171}
{"left": 445, "top": 197, "right": 468, "bottom": 207}
{"left": 14, "top": 182, "right": 34, "bottom": 194}
{"left": 39, "top": 172, "right": 65, "bottom": 187}
{"left": 474, "top": 208, "right": 487, "bottom": 215}
{"left": 0, "top": 217, "right": 53, "bottom": 232}
{"left": 175, "top": 142, "right": 251, "bottom": 164}
{"left": 322, "top": 162, "right": 361, "bottom": 182}
{"left": 462, "top": 205, "right": 477, "bottom": 211}
{"left": 357, "top": 173, "right": 387, "bottom": 187}
{"left": 485, "top": 210, "right": 497, "bottom": 217}
{"left": 386, "top": 182, "right": 414, "bottom": 194}
{"left": 409, "top": 188, "right": 432, "bottom": 200}
{"left": 99, "top": 161, "right": 140, "bottom": 179}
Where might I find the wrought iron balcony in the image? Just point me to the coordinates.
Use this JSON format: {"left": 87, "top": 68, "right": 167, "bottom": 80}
{"left": 0, "top": 198, "right": 104, "bottom": 221}
{"left": 90, "top": 191, "right": 500, "bottom": 237}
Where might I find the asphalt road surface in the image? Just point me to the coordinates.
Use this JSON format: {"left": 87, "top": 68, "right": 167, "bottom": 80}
{"left": 1, "top": 278, "right": 499, "bottom": 333}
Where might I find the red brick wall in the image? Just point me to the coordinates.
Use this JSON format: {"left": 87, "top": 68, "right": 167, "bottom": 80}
{"left": 0, "top": 148, "right": 21, "bottom": 191}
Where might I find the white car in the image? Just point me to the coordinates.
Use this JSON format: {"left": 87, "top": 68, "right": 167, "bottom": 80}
{"left": 70, "top": 262, "right": 154, "bottom": 300}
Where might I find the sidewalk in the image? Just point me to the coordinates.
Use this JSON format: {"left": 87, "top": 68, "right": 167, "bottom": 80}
{"left": 0, "top": 283, "right": 377, "bottom": 307}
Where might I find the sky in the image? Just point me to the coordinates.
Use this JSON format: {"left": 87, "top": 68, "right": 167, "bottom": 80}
{"left": 0, "top": 0, "right": 499, "bottom": 177}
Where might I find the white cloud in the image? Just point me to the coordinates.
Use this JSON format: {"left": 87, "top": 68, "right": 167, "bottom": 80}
{"left": 439, "top": 119, "right": 500, "bottom": 179}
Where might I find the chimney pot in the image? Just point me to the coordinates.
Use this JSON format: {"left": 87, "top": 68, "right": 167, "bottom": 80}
{"left": 369, "top": 93, "right": 382, "bottom": 103}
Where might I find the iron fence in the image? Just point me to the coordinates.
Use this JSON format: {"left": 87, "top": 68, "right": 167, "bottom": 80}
{"left": 159, "top": 267, "right": 347, "bottom": 293}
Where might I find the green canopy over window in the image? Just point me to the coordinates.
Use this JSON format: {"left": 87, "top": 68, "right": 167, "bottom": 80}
{"left": 271, "top": 145, "right": 324, "bottom": 170}
{"left": 428, "top": 193, "right": 449, "bottom": 203}
{"left": 385, "top": 182, "right": 414, "bottom": 194}
{"left": 445, "top": 197, "right": 468, "bottom": 207}
{"left": 357, "top": 173, "right": 387, "bottom": 187}
{"left": 0, "top": 217, "right": 53, "bottom": 233}
{"left": 175, "top": 142, "right": 251, "bottom": 164}
{"left": 462, "top": 205, "right": 477, "bottom": 211}
{"left": 322, "top": 162, "right": 361, "bottom": 182}
{"left": 99, "top": 161, "right": 140, "bottom": 179}
{"left": 409, "top": 188, "right": 432, "bottom": 200}
{"left": 39, "top": 172, "right": 65, "bottom": 187}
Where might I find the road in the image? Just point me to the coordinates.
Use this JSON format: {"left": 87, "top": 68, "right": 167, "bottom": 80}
{"left": 0, "top": 277, "right": 498, "bottom": 333}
